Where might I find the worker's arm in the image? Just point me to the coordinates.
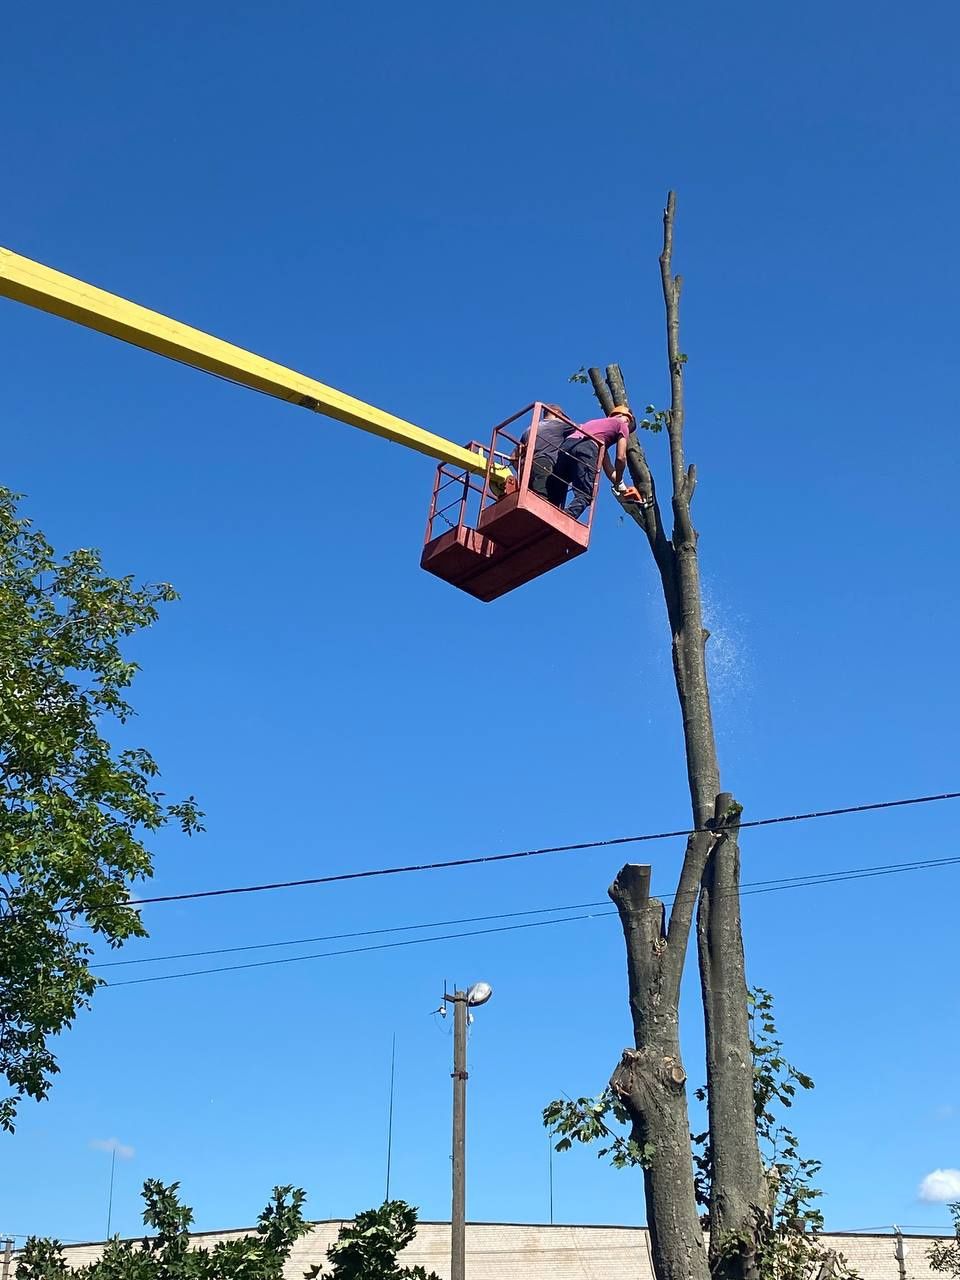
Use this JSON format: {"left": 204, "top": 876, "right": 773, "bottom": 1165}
{"left": 610, "top": 435, "right": 627, "bottom": 487}
{"left": 582, "top": 415, "right": 631, "bottom": 490}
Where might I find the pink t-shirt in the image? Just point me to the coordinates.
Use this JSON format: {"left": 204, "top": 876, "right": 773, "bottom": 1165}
{"left": 570, "top": 416, "right": 631, "bottom": 448}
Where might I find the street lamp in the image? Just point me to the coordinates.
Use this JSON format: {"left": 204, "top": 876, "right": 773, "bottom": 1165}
{"left": 443, "top": 982, "right": 493, "bottom": 1280}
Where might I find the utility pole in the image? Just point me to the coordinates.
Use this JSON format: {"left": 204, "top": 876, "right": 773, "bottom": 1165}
{"left": 1, "top": 1236, "right": 13, "bottom": 1280}
{"left": 442, "top": 981, "right": 492, "bottom": 1280}
{"left": 449, "top": 991, "right": 468, "bottom": 1280}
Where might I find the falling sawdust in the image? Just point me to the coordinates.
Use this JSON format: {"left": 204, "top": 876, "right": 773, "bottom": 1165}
{"left": 700, "top": 580, "right": 753, "bottom": 718}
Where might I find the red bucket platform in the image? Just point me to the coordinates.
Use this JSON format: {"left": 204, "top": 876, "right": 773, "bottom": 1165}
{"left": 420, "top": 405, "right": 601, "bottom": 602}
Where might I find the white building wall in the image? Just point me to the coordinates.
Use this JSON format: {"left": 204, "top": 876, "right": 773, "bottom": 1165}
{"left": 44, "top": 1222, "right": 948, "bottom": 1280}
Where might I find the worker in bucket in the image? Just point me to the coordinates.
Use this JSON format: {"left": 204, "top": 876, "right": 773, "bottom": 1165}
{"left": 555, "top": 404, "right": 637, "bottom": 519}
{"left": 515, "top": 403, "right": 575, "bottom": 505}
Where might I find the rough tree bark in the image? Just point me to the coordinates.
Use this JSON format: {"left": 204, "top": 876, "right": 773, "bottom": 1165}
{"left": 609, "top": 840, "right": 714, "bottom": 1280}
{"left": 596, "top": 193, "right": 767, "bottom": 1280}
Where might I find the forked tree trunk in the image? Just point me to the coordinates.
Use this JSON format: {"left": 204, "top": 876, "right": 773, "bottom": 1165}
{"left": 609, "top": 859, "right": 711, "bottom": 1280}
{"left": 594, "top": 192, "right": 766, "bottom": 1280}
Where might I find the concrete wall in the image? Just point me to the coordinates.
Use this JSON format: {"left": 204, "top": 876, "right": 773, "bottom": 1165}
{"left": 43, "top": 1221, "right": 949, "bottom": 1280}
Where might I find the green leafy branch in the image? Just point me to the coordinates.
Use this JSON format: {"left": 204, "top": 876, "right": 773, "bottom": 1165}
{"left": 0, "top": 487, "right": 203, "bottom": 1131}
{"left": 305, "top": 1200, "right": 440, "bottom": 1280}
{"left": 543, "top": 1092, "right": 654, "bottom": 1169}
{"left": 748, "top": 985, "right": 822, "bottom": 1240}
{"left": 707, "top": 988, "right": 855, "bottom": 1280}
{"left": 929, "top": 1203, "right": 960, "bottom": 1277}
{"left": 16, "top": 1181, "right": 310, "bottom": 1279}
{"left": 638, "top": 404, "right": 669, "bottom": 433}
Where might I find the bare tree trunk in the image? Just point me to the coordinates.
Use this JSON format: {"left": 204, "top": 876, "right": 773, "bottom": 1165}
{"left": 698, "top": 804, "right": 766, "bottom": 1280}
{"left": 609, "top": 860, "right": 711, "bottom": 1280}
{"left": 593, "top": 192, "right": 766, "bottom": 1280}
{"left": 655, "top": 195, "right": 767, "bottom": 1279}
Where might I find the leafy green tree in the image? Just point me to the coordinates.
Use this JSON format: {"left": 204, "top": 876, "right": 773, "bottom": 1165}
{"left": 929, "top": 1204, "right": 960, "bottom": 1277}
{"left": 16, "top": 1180, "right": 310, "bottom": 1279}
{"left": 0, "top": 488, "right": 202, "bottom": 1129}
{"left": 305, "top": 1201, "right": 440, "bottom": 1280}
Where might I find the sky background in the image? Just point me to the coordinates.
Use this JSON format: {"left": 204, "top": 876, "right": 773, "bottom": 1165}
{"left": 2, "top": 0, "right": 959, "bottom": 1249}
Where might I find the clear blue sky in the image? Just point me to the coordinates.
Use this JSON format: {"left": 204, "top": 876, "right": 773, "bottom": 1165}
{"left": 2, "top": 0, "right": 958, "bottom": 1247}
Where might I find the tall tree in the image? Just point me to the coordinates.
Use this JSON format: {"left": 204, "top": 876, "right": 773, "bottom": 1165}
{"left": 0, "top": 487, "right": 202, "bottom": 1130}
{"left": 553, "top": 194, "right": 766, "bottom": 1280}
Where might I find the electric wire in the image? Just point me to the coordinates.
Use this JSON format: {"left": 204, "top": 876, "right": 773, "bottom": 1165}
{"left": 128, "top": 790, "right": 960, "bottom": 907}
{"left": 94, "top": 851, "right": 960, "bottom": 972}
{"left": 93, "top": 900, "right": 609, "bottom": 968}
{"left": 105, "top": 912, "right": 609, "bottom": 987}
{"left": 103, "top": 852, "right": 960, "bottom": 988}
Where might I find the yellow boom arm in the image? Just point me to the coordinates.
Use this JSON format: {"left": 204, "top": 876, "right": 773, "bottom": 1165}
{"left": 0, "top": 246, "right": 492, "bottom": 477}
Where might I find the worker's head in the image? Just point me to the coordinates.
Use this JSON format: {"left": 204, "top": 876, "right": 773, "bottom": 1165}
{"left": 542, "top": 402, "right": 566, "bottom": 419}
{"left": 611, "top": 404, "right": 636, "bottom": 429}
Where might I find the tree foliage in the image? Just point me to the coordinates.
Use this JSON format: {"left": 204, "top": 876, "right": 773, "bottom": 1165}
{"left": 0, "top": 488, "right": 202, "bottom": 1129}
{"left": 743, "top": 989, "right": 821, "bottom": 1262}
{"left": 16, "top": 1180, "right": 309, "bottom": 1279}
{"left": 542, "top": 1091, "right": 655, "bottom": 1170}
{"left": 304, "top": 1201, "right": 439, "bottom": 1280}
{"left": 929, "top": 1204, "right": 960, "bottom": 1277}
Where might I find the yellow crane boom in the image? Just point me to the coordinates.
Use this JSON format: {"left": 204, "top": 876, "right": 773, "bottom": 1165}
{"left": 0, "top": 245, "right": 491, "bottom": 477}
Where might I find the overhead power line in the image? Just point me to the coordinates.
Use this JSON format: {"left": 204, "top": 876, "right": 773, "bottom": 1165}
{"left": 95, "top": 851, "right": 960, "bottom": 972}
{"left": 93, "top": 900, "right": 609, "bottom": 968}
{"left": 105, "top": 914, "right": 607, "bottom": 987}
{"left": 103, "top": 852, "right": 960, "bottom": 988}
{"left": 129, "top": 790, "right": 960, "bottom": 908}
